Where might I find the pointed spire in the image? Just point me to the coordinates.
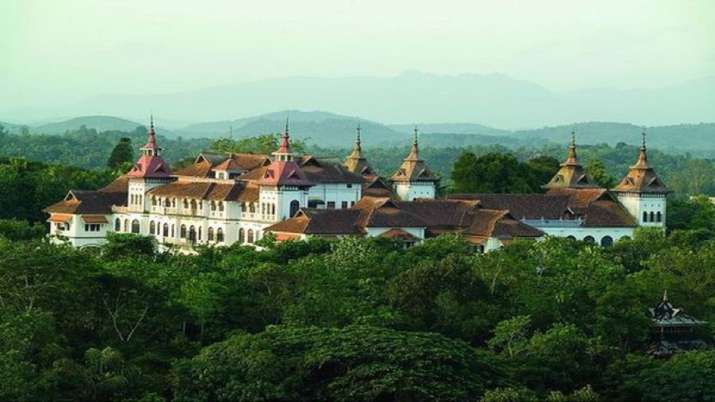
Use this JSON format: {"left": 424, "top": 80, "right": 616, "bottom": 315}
{"left": 632, "top": 128, "right": 649, "bottom": 168}
{"left": 274, "top": 116, "right": 293, "bottom": 160}
{"left": 564, "top": 129, "right": 578, "bottom": 165}
{"left": 142, "top": 115, "right": 159, "bottom": 155}
{"left": 612, "top": 129, "right": 669, "bottom": 193}
{"left": 356, "top": 123, "right": 362, "bottom": 147}
{"left": 405, "top": 126, "right": 420, "bottom": 160}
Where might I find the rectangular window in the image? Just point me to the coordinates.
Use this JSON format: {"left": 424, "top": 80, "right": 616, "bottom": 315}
{"left": 347, "top": 184, "right": 353, "bottom": 188}
{"left": 327, "top": 201, "right": 336, "bottom": 209}
{"left": 341, "top": 201, "right": 348, "bottom": 209}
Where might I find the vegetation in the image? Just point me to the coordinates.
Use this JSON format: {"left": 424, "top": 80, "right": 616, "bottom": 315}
{"left": 107, "top": 137, "right": 134, "bottom": 170}
{"left": 0, "top": 157, "right": 115, "bottom": 222}
{"left": 2, "top": 204, "right": 715, "bottom": 401}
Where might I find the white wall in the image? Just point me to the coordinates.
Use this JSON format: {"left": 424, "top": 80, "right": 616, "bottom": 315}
{"left": 49, "top": 215, "right": 110, "bottom": 247}
{"left": 364, "top": 227, "right": 425, "bottom": 239}
{"left": 537, "top": 226, "right": 635, "bottom": 245}
{"left": 617, "top": 193, "right": 667, "bottom": 228}
{"left": 395, "top": 182, "right": 436, "bottom": 201}
{"left": 308, "top": 183, "right": 362, "bottom": 208}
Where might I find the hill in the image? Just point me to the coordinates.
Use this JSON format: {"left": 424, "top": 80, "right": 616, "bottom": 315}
{"left": 16, "top": 72, "right": 714, "bottom": 129}
{"left": 32, "top": 115, "right": 174, "bottom": 136}
{"left": 176, "top": 110, "right": 406, "bottom": 147}
{"left": 513, "top": 122, "right": 715, "bottom": 153}
{"left": 390, "top": 123, "right": 510, "bottom": 137}
{"left": 0, "top": 120, "right": 25, "bottom": 134}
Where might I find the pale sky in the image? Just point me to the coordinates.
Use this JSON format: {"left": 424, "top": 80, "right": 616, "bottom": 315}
{"left": 1, "top": 0, "right": 714, "bottom": 118}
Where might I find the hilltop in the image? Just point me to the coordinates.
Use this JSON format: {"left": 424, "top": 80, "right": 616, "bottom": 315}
{"left": 175, "top": 110, "right": 405, "bottom": 147}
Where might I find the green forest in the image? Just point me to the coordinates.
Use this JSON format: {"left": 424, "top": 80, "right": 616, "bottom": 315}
{"left": 3, "top": 212, "right": 715, "bottom": 401}
{"left": 3, "top": 127, "right": 715, "bottom": 401}
{"left": 3, "top": 124, "right": 715, "bottom": 196}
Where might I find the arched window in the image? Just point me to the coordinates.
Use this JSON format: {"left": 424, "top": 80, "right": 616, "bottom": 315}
{"left": 149, "top": 221, "right": 156, "bottom": 235}
{"left": 217, "top": 228, "right": 224, "bottom": 243}
{"left": 271, "top": 204, "right": 276, "bottom": 215}
{"left": 656, "top": 211, "right": 662, "bottom": 222}
{"left": 172, "top": 198, "right": 177, "bottom": 207}
{"left": 180, "top": 224, "right": 187, "bottom": 238}
{"left": 189, "top": 226, "right": 196, "bottom": 242}
{"left": 124, "top": 219, "right": 129, "bottom": 232}
{"left": 191, "top": 200, "right": 197, "bottom": 210}
{"left": 152, "top": 196, "right": 157, "bottom": 206}
{"left": 247, "top": 229, "right": 254, "bottom": 244}
{"left": 208, "top": 227, "right": 215, "bottom": 241}
{"left": 131, "top": 220, "right": 140, "bottom": 234}
{"left": 218, "top": 202, "right": 224, "bottom": 212}
{"left": 643, "top": 211, "right": 648, "bottom": 222}
{"left": 601, "top": 236, "right": 613, "bottom": 247}
{"left": 289, "top": 200, "right": 300, "bottom": 217}
{"left": 583, "top": 235, "right": 595, "bottom": 244}
{"left": 114, "top": 218, "right": 121, "bottom": 231}
{"left": 238, "top": 228, "right": 245, "bottom": 243}
{"left": 183, "top": 199, "right": 189, "bottom": 209}
{"left": 650, "top": 211, "right": 655, "bottom": 222}
{"left": 211, "top": 201, "right": 216, "bottom": 211}
{"left": 171, "top": 224, "right": 175, "bottom": 237}
{"left": 163, "top": 223, "right": 169, "bottom": 237}
{"left": 241, "top": 203, "right": 247, "bottom": 212}
{"left": 249, "top": 203, "right": 255, "bottom": 213}
{"left": 164, "top": 198, "right": 170, "bottom": 207}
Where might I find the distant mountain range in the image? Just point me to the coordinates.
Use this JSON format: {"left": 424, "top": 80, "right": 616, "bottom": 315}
{"left": 5, "top": 71, "right": 714, "bottom": 129}
{"left": 5, "top": 111, "right": 715, "bottom": 153}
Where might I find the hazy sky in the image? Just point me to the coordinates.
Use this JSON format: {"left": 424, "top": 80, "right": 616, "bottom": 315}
{"left": 2, "top": 0, "right": 714, "bottom": 115}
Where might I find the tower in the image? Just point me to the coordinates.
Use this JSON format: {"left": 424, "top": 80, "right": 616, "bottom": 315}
{"left": 258, "top": 119, "right": 313, "bottom": 221}
{"left": 612, "top": 131, "right": 669, "bottom": 227}
{"left": 390, "top": 127, "right": 438, "bottom": 201}
{"left": 126, "top": 117, "right": 173, "bottom": 212}
{"left": 543, "top": 131, "right": 599, "bottom": 190}
{"left": 344, "top": 123, "right": 375, "bottom": 177}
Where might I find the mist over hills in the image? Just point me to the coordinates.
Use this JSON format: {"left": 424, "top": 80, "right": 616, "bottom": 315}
{"left": 5, "top": 72, "right": 714, "bottom": 129}
{"left": 4, "top": 110, "right": 715, "bottom": 154}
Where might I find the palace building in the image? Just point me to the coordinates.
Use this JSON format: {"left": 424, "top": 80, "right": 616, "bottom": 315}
{"left": 45, "top": 119, "right": 668, "bottom": 252}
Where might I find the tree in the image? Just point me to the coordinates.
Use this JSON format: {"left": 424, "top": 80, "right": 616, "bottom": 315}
{"left": 210, "top": 134, "right": 306, "bottom": 155}
{"left": 174, "top": 325, "right": 507, "bottom": 402}
{"left": 107, "top": 137, "right": 134, "bottom": 170}
{"left": 631, "top": 350, "right": 715, "bottom": 401}
{"left": 586, "top": 159, "right": 616, "bottom": 188}
{"left": 450, "top": 152, "right": 535, "bottom": 193}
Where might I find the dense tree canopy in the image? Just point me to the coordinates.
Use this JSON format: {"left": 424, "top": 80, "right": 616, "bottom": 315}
{"left": 1, "top": 226, "right": 714, "bottom": 401}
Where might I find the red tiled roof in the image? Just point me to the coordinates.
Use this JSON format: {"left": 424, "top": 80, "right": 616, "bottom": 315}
{"left": 379, "top": 228, "right": 419, "bottom": 241}
{"left": 146, "top": 181, "right": 251, "bottom": 202}
{"left": 450, "top": 193, "right": 573, "bottom": 220}
{"left": 613, "top": 146, "right": 669, "bottom": 194}
{"left": 258, "top": 160, "right": 313, "bottom": 187}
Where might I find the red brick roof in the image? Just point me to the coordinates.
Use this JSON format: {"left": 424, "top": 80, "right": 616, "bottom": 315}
{"left": 613, "top": 145, "right": 669, "bottom": 194}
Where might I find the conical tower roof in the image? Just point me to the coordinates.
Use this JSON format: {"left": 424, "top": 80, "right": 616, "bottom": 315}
{"left": 344, "top": 124, "right": 374, "bottom": 176}
{"left": 543, "top": 131, "right": 598, "bottom": 189}
{"left": 612, "top": 131, "right": 669, "bottom": 194}
{"left": 391, "top": 127, "right": 438, "bottom": 183}
{"left": 127, "top": 117, "right": 172, "bottom": 179}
